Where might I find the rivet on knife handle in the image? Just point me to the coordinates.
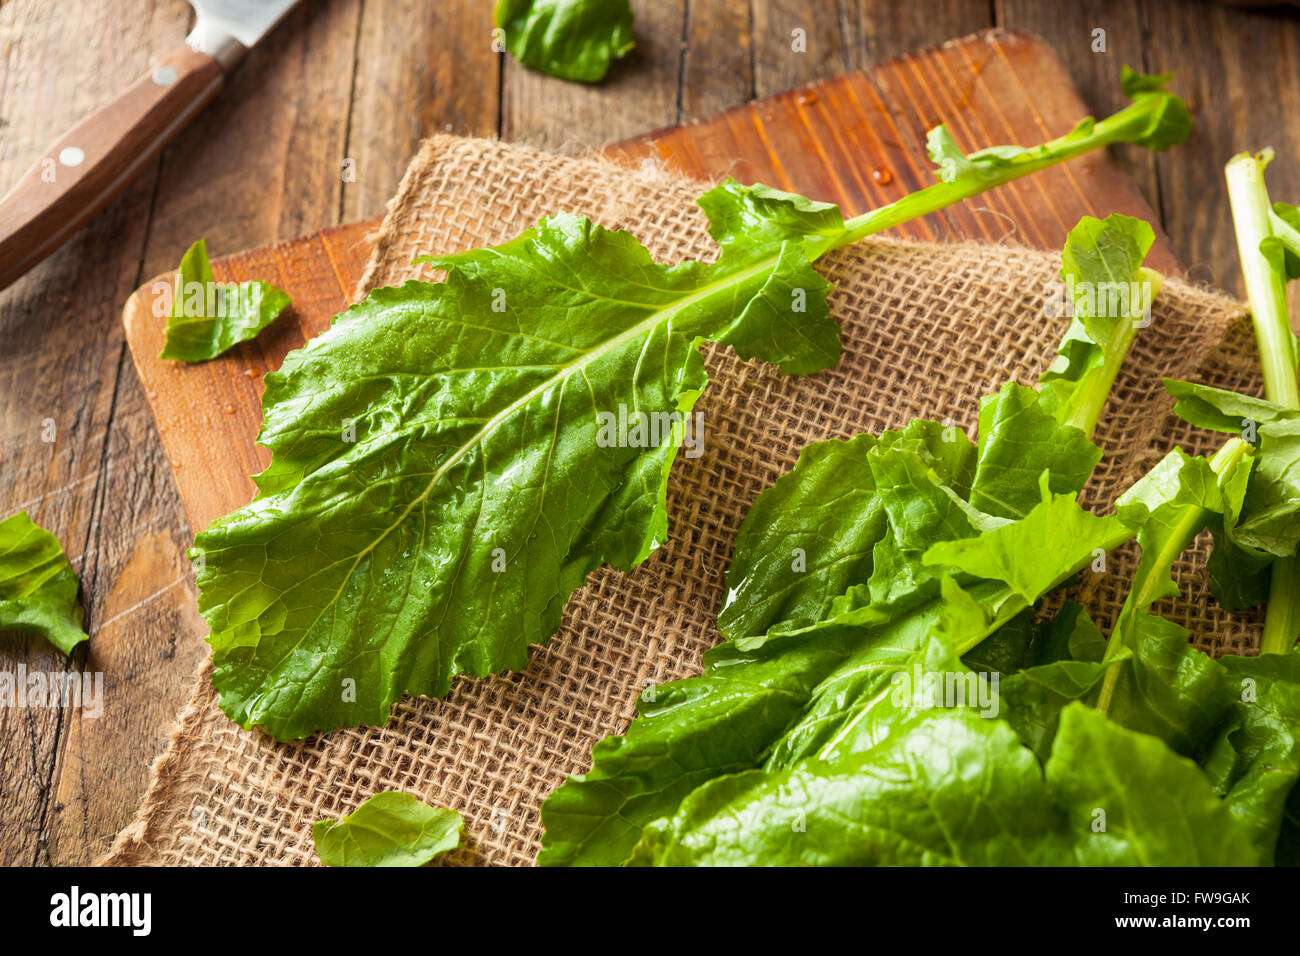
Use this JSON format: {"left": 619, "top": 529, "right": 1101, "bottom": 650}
{"left": 0, "top": 45, "right": 224, "bottom": 291}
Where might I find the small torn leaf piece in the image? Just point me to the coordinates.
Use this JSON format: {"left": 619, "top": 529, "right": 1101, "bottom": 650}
{"left": 0, "top": 512, "right": 88, "bottom": 655}
{"left": 923, "top": 487, "right": 1128, "bottom": 605}
{"left": 1267, "top": 201, "right": 1300, "bottom": 280}
{"left": 312, "top": 792, "right": 463, "bottom": 867}
{"left": 160, "top": 238, "right": 291, "bottom": 362}
{"left": 495, "top": 0, "right": 635, "bottom": 83}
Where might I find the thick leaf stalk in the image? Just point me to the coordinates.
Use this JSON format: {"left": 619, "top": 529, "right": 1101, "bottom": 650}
{"left": 1226, "top": 151, "right": 1300, "bottom": 654}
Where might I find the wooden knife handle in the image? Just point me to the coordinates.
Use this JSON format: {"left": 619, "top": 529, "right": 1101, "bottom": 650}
{"left": 0, "top": 44, "right": 224, "bottom": 290}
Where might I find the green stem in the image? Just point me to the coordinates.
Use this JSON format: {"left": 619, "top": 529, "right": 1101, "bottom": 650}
{"left": 1096, "top": 439, "right": 1250, "bottom": 713}
{"left": 1264, "top": 560, "right": 1300, "bottom": 654}
{"left": 1226, "top": 152, "right": 1300, "bottom": 408}
{"left": 807, "top": 95, "right": 1186, "bottom": 258}
{"left": 1063, "top": 267, "right": 1163, "bottom": 437}
{"left": 1225, "top": 151, "right": 1300, "bottom": 654}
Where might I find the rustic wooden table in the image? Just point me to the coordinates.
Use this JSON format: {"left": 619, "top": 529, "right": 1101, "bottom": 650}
{"left": 2, "top": 0, "right": 1298, "bottom": 866}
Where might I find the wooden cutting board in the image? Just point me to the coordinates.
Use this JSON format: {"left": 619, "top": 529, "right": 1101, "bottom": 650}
{"left": 123, "top": 28, "right": 1180, "bottom": 534}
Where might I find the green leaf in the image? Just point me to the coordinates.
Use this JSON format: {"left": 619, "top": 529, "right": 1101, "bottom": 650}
{"left": 715, "top": 433, "right": 888, "bottom": 642}
{"left": 1114, "top": 448, "right": 1224, "bottom": 616}
{"left": 1033, "top": 600, "right": 1108, "bottom": 665}
{"left": 1097, "top": 448, "right": 1237, "bottom": 754}
{"left": 1165, "top": 378, "right": 1295, "bottom": 435}
{"left": 629, "top": 710, "right": 1071, "bottom": 866}
{"left": 960, "top": 606, "right": 1034, "bottom": 676}
{"left": 1002, "top": 660, "right": 1106, "bottom": 760}
{"left": 850, "top": 73, "right": 1188, "bottom": 246}
{"left": 1235, "top": 418, "right": 1300, "bottom": 556}
{"left": 626, "top": 705, "right": 1256, "bottom": 866}
{"left": 312, "top": 792, "right": 462, "bottom": 867}
{"left": 1044, "top": 704, "right": 1258, "bottom": 865}
{"left": 970, "top": 383, "right": 1101, "bottom": 518}
{"left": 1199, "top": 650, "right": 1300, "bottom": 863}
{"left": 1100, "top": 613, "right": 1233, "bottom": 756}
{"left": 863, "top": 446, "right": 1003, "bottom": 610}
{"left": 160, "top": 239, "right": 291, "bottom": 362}
{"left": 542, "top": 488, "right": 1126, "bottom": 865}
{"left": 1163, "top": 381, "right": 1300, "bottom": 558}
{"left": 999, "top": 605, "right": 1110, "bottom": 758}
{"left": 719, "top": 375, "right": 1107, "bottom": 646}
{"left": 196, "top": 183, "right": 850, "bottom": 739}
{"left": 0, "top": 512, "right": 88, "bottom": 655}
{"left": 1206, "top": 448, "right": 1274, "bottom": 608}
{"left": 1207, "top": 539, "right": 1273, "bottom": 609}
{"left": 1117, "top": 67, "right": 1195, "bottom": 150}
{"left": 495, "top": 0, "right": 635, "bottom": 83}
{"left": 923, "top": 486, "right": 1128, "bottom": 605}
{"left": 922, "top": 71, "right": 1187, "bottom": 194}
{"left": 1267, "top": 201, "right": 1300, "bottom": 279}
{"left": 539, "top": 617, "right": 891, "bottom": 867}
{"left": 1037, "top": 215, "right": 1158, "bottom": 434}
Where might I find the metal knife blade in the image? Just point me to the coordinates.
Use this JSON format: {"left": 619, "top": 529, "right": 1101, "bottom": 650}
{"left": 187, "top": 0, "right": 302, "bottom": 67}
{"left": 0, "top": 0, "right": 305, "bottom": 289}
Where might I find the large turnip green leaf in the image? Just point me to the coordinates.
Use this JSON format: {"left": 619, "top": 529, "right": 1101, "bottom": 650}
{"left": 540, "top": 488, "right": 1128, "bottom": 865}
{"left": 312, "top": 792, "right": 462, "bottom": 867}
{"left": 1199, "top": 650, "right": 1300, "bottom": 863}
{"left": 0, "top": 512, "right": 88, "bottom": 655}
{"left": 196, "top": 181, "right": 849, "bottom": 739}
{"left": 160, "top": 239, "right": 291, "bottom": 362}
{"left": 627, "top": 701, "right": 1256, "bottom": 867}
{"left": 1043, "top": 705, "right": 1258, "bottom": 866}
{"left": 495, "top": 0, "right": 635, "bottom": 83}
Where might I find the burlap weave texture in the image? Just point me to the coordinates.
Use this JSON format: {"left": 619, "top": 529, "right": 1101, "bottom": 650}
{"left": 104, "top": 135, "right": 1255, "bottom": 867}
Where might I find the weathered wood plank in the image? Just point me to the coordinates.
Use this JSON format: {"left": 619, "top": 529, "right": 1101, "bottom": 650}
{"left": 0, "top": 0, "right": 194, "bottom": 866}
{"left": 342, "top": 0, "right": 502, "bottom": 224}
{"left": 845, "top": 0, "right": 994, "bottom": 68}
{"left": 1136, "top": 0, "right": 1300, "bottom": 294}
{"left": 502, "top": 0, "right": 685, "bottom": 149}
{"left": 749, "top": 0, "right": 852, "bottom": 96}
{"left": 681, "top": 0, "right": 754, "bottom": 120}
{"left": 996, "top": 1, "right": 1162, "bottom": 269}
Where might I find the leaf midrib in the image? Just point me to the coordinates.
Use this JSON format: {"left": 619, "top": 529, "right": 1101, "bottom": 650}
{"left": 257, "top": 251, "right": 784, "bottom": 685}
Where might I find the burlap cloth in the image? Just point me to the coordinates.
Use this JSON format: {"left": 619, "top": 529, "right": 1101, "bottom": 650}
{"left": 103, "top": 135, "right": 1260, "bottom": 867}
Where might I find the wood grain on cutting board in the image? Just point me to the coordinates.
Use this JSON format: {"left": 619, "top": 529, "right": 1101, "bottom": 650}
{"left": 124, "top": 28, "right": 1180, "bottom": 537}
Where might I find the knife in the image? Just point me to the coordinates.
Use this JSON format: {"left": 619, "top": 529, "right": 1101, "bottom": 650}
{"left": 0, "top": 0, "right": 301, "bottom": 291}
